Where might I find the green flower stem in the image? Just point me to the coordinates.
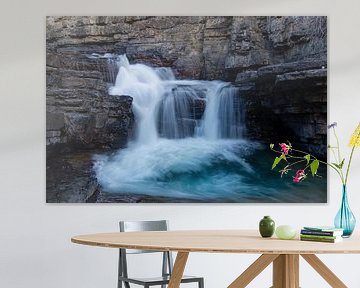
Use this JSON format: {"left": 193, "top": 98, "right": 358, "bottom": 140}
{"left": 345, "top": 145, "right": 356, "bottom": 185}
{"left": 333, "top": 127, "right": 342, "bottom": 166}
{"left": 317, "top": 159, "right": 344, "bottom": 183}
{"left": 271, "top": 147, "right": 344, "bottom": 182}
{"left": 290, "top": 148, "right": 343, "bottom": 180}
{"left": 345, "top": 127, "right": 360, "bottom": 185}
{"left": 289, "top": 148, "right": 308, "bottom": 155}
{"left": 285, "top": 159, "right": 307, "bottom": 169}
{"left": 332, "top": 127, "right": 345, "bottom": 181}
{"left": 344, "top": 129, "right": 360, "bottom": 185}
{"left": 330, "top": 147, "right": 339, "bottom": 164}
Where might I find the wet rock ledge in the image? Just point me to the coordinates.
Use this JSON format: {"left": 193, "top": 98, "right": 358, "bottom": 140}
{"left": 46, "top": 147, "right": 204, "bottom": 203}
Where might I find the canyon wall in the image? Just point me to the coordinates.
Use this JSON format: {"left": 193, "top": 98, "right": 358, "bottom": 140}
{"left": 46, "top": 16, "right": 327, "bottom": 155}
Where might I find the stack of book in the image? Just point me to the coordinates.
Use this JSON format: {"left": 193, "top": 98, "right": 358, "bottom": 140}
{"left": 300, "top": 226, "right": 344, "bottom": 243}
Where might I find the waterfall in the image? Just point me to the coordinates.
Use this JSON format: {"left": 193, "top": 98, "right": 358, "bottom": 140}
{"left": 87, "top": 53, "right": 120, "bottom": 84}
{"left": 94, "top": 54, "right": 253, "bottom": 201}
{"left": 109, "top": 55, "right": 165, "bottom": 145}
{"left": 159, "top": 84, "right": 201, "bottom": 139}
{"left": 197, "top": 82, "right": 244, "bottom": 140}
{"left": 107, "top": 54, "right": 244, "bottom": 143}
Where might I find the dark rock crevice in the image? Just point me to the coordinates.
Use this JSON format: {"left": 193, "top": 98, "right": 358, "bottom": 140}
{"left": 236, "top": 59, "right": 327, "bottom": 157}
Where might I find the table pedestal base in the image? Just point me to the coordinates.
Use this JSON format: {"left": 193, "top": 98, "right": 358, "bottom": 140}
{"left": 226, "top": 254, "right": 347, "bottom": 288}
{"left": 272, "top": 254, "right": 299, "bottom": 288}
{"left": 167, "top": 252, "right": 348, "bottom": 288}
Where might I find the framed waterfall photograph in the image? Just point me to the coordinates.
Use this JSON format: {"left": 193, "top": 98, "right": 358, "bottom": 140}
{"left": 46, "top": 16, "right": 327, "bottom": 203}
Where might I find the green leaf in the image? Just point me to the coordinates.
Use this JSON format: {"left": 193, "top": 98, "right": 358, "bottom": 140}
{"left": 271, "top": 154, "right": 285, "bottom": 170}
{"left": 310, "top": 159, "right": 320, "bottom": 176}
{"left": 272, "top": 157, "right": 280, "bottom": 170}
{"left": 270, "top": 143, "right": 274, "bottom": 149}
{"left": 339, "top": 158, "right": 345, "bottom": 169}
{"left": 332, "top": 162, "right": 341, "bottom": 169}
{"left": 304, "top": 154, "right": 311, "bottom": 164}
{"left": 332, "top": 159, "right": 345, "bottom": 169}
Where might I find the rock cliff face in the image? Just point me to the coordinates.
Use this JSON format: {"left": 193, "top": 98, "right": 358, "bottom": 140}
{"left": 232, "top": 17, "right": 327, "bottom": 156}
{"left": 46, "top": 16, "right": 327, "bottom": 156}
{"left": 237, "top": 59, "right": 327, "bottom": 156}
{"left": 46, "top": 51, "right": 134, "bottom": 149}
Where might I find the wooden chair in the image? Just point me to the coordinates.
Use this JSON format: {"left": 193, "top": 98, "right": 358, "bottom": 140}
{"left": 118, "top": 220, "right": 204, "bottom": 288}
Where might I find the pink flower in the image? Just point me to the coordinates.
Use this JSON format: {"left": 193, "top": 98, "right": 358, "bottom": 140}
{"left": 279, "top": 143, "right": 289, "bottom": 155}
{"left": 293, "top": 170, "right": 306, "bottom": 183}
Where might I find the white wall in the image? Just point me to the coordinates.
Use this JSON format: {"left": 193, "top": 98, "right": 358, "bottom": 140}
{"left": 1, "top": 0, "right": 360, "bottom": 287}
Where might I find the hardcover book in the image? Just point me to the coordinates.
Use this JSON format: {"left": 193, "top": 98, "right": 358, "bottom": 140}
{"left": 303, "top": 226, "right": 344, "bottom": 232}
{"left": 300, "top": 236, "right": 343, "bottom": 243}
{"left": 300, "top": 234, "right": 341, "bottom": 240}
{"left": 301, "top": 229, "right": 343, "bottom": 237}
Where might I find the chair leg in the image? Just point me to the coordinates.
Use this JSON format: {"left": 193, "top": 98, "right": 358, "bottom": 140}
{"left": 161, "top": 252, "right": 168, "bottom": 288}
{"left": 199, "top": 278, "right": 204, "bottom": 288}
{"left": 119, "top": 249, "right": 131, "bottom": 288}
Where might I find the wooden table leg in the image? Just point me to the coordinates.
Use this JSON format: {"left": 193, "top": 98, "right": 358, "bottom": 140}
{"left": 301, "top": 254, "right": 347, "bottom": 288}
{"left": 272, "top": 254, "right": 299, "bottom": 288}
{"left": 228, "top": 254, "right": 279, "bottom": 288}
{"left": 168, "top": 252, "right": 189, "bottom": 288}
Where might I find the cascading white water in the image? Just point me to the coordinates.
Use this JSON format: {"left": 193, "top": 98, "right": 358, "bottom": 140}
{"left": 107, "top": 54, "right": 244, "bottom": 143}
{"left": 94, "top": 54, "right": 253, "bottom": 201}
{"left": 109, "top": 55, "right": 166, "bottom": 145}
{"left": 196, "top": 82, "right": 244, "bottom": 140}
{"left": 159, "top": 84, "right": 200, "bottom": 139}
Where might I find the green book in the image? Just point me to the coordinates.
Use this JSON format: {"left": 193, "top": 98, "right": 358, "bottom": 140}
{"left": 300, "top": 236, "right": 342, "bottom": 243}
{"left": 300, "top": 234, "right": 340, "bottom": 240}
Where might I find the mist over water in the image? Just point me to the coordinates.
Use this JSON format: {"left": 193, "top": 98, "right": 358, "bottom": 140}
{"left": 93, "top": 55, "right": 326, "bottom": 202}
{"left": 94, "top": 138, "right": 258, "bottom": 201}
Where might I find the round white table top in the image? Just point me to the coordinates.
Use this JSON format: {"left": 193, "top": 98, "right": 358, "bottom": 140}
{"left": 71, "top": 229, "right": 360, "bottom": 254}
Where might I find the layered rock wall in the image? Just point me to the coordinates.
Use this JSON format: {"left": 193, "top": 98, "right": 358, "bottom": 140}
{"left": 46, "top": 16, "right": 327, "bottom": 155}
{"left": 237, "top": 59, "right": 327, "bottom": 156}
{"left": 46, "top": 50, "right": 134, "bottom": 149}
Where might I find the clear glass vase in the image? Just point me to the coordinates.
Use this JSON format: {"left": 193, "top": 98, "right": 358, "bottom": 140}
{"left": 334, "top": 185, "right": 356, "bottom": 237}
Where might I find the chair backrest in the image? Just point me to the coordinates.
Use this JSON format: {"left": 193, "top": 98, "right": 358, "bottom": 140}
{"left": 120, "top": 220, "right": 168, "bottom": 232}
{"left": 119, "top": 220, "right": 169, "bottom": 254}
{"left": 118, "top": 220, "right": 173, "bottom": 283}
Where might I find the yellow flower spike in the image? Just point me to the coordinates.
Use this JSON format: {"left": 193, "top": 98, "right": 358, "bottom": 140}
{"left": 349, "top": 122, "right": 360, "bottom": 148}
